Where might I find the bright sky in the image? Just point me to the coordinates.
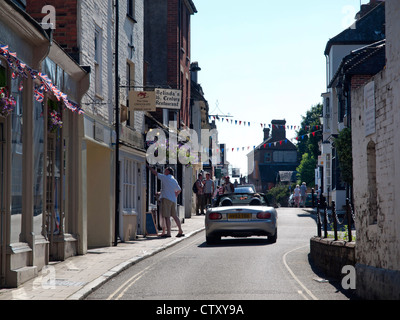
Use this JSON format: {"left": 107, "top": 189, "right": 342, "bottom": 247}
{"left": 191, "top": 0, "right": 370, "bottom": 176}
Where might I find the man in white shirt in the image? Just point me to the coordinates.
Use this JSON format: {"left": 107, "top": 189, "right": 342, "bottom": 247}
{"left": 203, "top": 172, "right": 214, "bottom": 208}
{"left": 147, "top": 165, "right": 184, "bottom": 238}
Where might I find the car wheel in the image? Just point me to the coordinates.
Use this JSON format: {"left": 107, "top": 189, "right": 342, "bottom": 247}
{"left": 267, "top": 229, "right": 277, "bottom": 244}
{"left": 206, "top": 235, "right": 221, "bottom": 245}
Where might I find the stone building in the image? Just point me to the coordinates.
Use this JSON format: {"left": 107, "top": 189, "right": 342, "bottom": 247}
{"left": 351, "top": 0, "right": 400, "bottom": 299}
{"left": 26, "top": 0, "right": 149, "bottom": 246}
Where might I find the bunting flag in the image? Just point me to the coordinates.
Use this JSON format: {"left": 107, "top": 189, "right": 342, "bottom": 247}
{"left": 223, "top": 130, "right": 323, "bottom": 153}
{"left": 209, "top": 115, "right": 321, "bottom": 132}
{"left": 0, "top": 42, "right": 84, "bottom": 115}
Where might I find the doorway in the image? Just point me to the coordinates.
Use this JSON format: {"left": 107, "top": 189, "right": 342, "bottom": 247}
{"left": 0, "top": 120, "right": 6, "bottom": 286}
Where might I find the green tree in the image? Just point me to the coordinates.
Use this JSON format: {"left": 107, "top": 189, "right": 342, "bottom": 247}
{"left": 296, "top": 153, "right": 316, "bottom": 186}
{"left": 295, "top": 103, "right": 323, "bottom": 187}
{"left": 296, "top": 103, "right": 323, "bottom": 161}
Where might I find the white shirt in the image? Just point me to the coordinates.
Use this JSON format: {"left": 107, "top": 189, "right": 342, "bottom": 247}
{"left": 157, "top": 173, "right": 181, "bottom": 203}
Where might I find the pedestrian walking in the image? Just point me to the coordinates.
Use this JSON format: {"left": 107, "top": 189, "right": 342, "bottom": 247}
{"left": 147, "top": 165, "right": 184, "bottom": 238}
{"left": 300, "top": 182, "right": 307, "bottom": 207}
{"left": 194, "top": 173, "right": 205, "bottom": 215}
{"left": 203, "top": 172, "right": 215, "bottom": 208}
{"left": 294, "top": 184, "right": 301, "bottom": 208}
{"left": 223, "top": 176, "right": 234, "bottom": 194}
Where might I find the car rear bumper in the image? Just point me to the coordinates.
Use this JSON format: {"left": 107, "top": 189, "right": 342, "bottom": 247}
{"left": 206, "top": 220, "right": 276, "bottom": 238}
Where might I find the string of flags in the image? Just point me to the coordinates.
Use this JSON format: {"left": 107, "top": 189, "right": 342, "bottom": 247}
{"left": 223, "top": 130, "right": 323, "bottom": 153}
{"left": 0, "top": 43, "right": 84, "bottom": 115}
{"left": 208, "top": 115, "right": 321, "bottom": 132}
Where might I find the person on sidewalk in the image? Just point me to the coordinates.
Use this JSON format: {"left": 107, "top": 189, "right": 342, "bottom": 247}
{"left": 294, "top": 184, "right": 301, "bottom": 208}
{"left": 300, "top": 182, "right": 307, "bottom": 207}
{"left": 147, "top": 165, "right": 184, "bottom": 238}
{"left": 203, "top": 172, "right": 215, "bottom": 209}
{"left": 194, "top": 173, "right": 205, "bottom": 215}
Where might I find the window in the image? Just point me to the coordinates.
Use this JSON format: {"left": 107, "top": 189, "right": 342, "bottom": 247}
{"left": 273, "top": 151, "right": 297, "bottom": 163}
{"left": 94, "top": 26, "right": 103, "bottom": 96}
{"left": 325, "top": 154, "right": 331, "bottom": 190}
{"left": 126, "top": 62, "right": 135, "bottom": 126}
{"left": 264, "top": 152, "right": 271, "bottom": 163}
{"left": 123, "top": 159, "right": 137, "bottom": 212}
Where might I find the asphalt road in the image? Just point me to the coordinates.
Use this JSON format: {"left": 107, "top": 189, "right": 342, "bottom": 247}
{"left": 86, "top": 208, "right": 354, "bottom": 301}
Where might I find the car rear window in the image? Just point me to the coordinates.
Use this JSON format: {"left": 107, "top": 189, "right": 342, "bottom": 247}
{"left": 215, "top": 193, "right": 267, "bottom": 207}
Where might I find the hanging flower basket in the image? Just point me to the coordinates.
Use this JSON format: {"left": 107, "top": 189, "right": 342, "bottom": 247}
{"left": 48, "top": 110, "right": 63, "bottom": 133}
{"left": 0, "top": 86, "right": 16, "bottom": 117}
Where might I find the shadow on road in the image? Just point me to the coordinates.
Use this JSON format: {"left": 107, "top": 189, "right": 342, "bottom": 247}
{"left": 198, "top": 237, "right": 274, "bottom": 248}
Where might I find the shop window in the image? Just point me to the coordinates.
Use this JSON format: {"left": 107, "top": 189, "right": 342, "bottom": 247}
{"left": 46, "top": 100, "right": 64, "bottom": 240}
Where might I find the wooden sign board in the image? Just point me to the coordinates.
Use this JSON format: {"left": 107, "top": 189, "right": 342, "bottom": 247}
{"left": 129, "top": 90, "right": 156, "bottom": 111}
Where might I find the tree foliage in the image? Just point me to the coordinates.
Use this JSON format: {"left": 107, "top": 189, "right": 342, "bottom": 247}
{"left": 295, "top": 103, "right": 323, "bottom": 187}
{"left": 296, "top": 153, "right": 316, "bottom": 186}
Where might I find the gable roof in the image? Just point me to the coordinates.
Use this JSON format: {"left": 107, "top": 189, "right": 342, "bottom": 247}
{"left": 324, "top": 2, "right": 385, "bottom": 56}
{"left": 329, "top": 40, "right": 386, "bottom": 88}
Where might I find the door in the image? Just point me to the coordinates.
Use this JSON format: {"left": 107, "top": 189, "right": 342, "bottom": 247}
{"left": 0, "top": 120, "right": 6, "bottom": 286}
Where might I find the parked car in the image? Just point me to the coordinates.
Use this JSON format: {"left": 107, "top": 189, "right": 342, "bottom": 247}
{"left": 205, "top": 192, "right": 278, "bottom": 244}
{"left": 234, "top": 184, "right": 256, "bottom": 193}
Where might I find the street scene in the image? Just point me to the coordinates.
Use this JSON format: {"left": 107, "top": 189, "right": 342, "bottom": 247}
{"left": 1, "top": 0, "right": 400, "bottom": 305}
{"left": 85, "top": 208, "right": 353, "bottom": 301}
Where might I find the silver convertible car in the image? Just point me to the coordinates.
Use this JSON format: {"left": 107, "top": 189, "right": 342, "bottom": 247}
{"left": 205, "top": 193, "right": 278, "bottom": 244}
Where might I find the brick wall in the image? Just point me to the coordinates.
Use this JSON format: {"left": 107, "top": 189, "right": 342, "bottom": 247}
{"left": 351, "top": 74, "right": 375, "bottom": 90}
{"left": 26, "top": 0, "right": 79, "bottom": 62}
{"left": 350, "top": 1, "right": 400, "bottom": 299}
{"left": 166, "top": 0, "right": 191, "bottom": 128}
{"left": 310, "top": 237, "right": 356, "bottom": 280}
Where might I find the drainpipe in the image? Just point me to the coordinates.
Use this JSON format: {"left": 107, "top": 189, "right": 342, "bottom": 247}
{"left": 114, "top": 0, "right": 120, "bottom": 246}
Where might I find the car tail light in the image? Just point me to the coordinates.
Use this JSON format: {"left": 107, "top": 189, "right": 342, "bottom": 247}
{"left": 257, "top": 212, "right": 271, "bottom": 219}
{"left": 209, "top": 212, "right": 222, "bottom": 220}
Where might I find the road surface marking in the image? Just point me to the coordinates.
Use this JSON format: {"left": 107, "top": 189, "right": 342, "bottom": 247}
{"left": 283, "top": 245, "right": 318, "bottom": 300}
{"left": 107, "top": 236, "right": 200, "bottom": 300}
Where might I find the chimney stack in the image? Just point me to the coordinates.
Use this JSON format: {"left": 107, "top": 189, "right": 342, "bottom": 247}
{"left": 271, "top": 120, "right": 287, "bottom": 141}
{"left": 190, "top": 62, "right": 201, "bottom": 83}
{"left": 264, "top": 128, "right": 270, "bottom": 141}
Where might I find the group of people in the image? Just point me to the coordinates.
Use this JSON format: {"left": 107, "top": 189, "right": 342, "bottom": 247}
{"left": 146, "top": 163, "right": 237, "bottom": 236}
{"left": 293, "top": 182, "right": 307, "bottom": 207}
{"left": 193, "top": 174, "right": 234, "bottom": 215}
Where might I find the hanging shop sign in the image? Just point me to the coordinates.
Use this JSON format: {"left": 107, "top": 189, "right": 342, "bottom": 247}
{"left": 155, "top": 88, "right": 182, "bottom": 110}
{"left": 129, "top": 90, "right": 156, "bottom": 111}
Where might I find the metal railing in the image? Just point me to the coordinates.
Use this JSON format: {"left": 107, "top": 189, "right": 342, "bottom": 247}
{"left": 316, "top": 198, "right": 355, "bottom": 242}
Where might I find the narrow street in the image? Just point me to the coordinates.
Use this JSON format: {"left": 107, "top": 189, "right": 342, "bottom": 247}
{"left": 86, "top": 208, "right": 353, "bottom": 301}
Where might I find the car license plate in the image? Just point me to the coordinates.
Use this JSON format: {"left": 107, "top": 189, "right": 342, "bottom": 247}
{"left": 228, "top": 213, "right": 251, "bottom": 220}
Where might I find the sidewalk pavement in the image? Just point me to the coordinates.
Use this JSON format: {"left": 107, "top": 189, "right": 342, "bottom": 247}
{"left": 0, "top": 215, "right": 205, "bottom": 300}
